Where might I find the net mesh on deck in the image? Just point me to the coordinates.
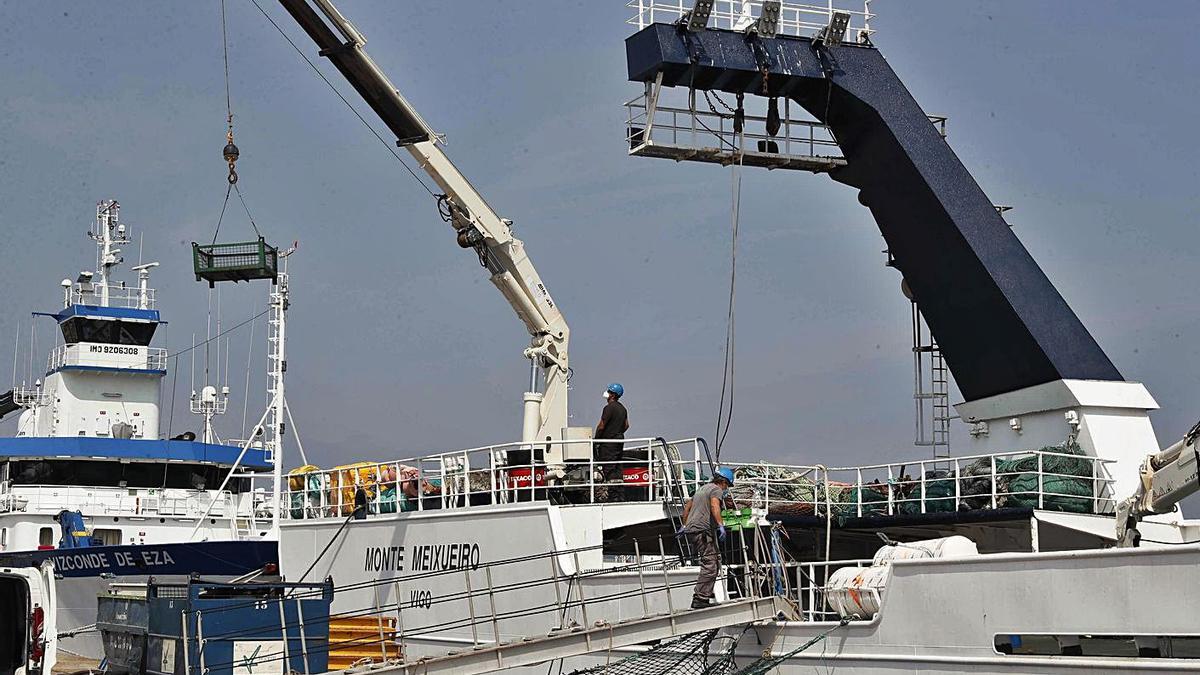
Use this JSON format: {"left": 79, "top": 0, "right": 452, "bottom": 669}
{"left": 567, "top": 629, "right": 739, "bottom": 675}
{"left": 568, "top": 621, "right": 846, "bottom": 675}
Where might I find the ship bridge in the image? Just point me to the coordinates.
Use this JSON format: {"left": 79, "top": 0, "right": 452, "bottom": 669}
{"left": 12, "top": 200, "right": 172, "bottom": 441}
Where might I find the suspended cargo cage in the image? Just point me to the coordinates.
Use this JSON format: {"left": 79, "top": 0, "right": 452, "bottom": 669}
{"left": 192, "top": 238, "right": 279, "bottom": 287}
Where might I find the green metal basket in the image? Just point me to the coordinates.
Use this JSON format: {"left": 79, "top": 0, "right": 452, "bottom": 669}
{"left": 192, "top": 238, "right": 279, "bottom": 287}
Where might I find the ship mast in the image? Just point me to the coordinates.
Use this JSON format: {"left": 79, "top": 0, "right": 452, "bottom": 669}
{"left": 265, "top": 253, "right": 292, "bottom": 534}
{"left": 91, "top": 200, "right": 129, "bottom": 308}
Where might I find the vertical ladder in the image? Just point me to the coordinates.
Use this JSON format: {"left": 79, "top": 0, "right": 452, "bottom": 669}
{"left": 264, "top": 272, "right": 288, "bottom": 467}
{"left": 912, "top": 302, "right": 952, "bottom": 459}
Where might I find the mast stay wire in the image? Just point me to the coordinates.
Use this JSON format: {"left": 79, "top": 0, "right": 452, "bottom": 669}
{"left": 241, "top": 316, "right": 255, "bottom": 437}
{"left": 244, "top": 0, "right": 438, "bottom": 200}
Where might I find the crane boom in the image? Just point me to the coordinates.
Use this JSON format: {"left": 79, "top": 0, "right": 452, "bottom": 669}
{"left": 276, "top": 0, "right": 572, "bottom": 446}
{"left": 1116, "top": 421, "right": 1200, "bottom": 546}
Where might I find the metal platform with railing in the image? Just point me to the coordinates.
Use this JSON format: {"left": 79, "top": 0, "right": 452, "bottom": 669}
{"left": 625, "top": 87, "right": 952, "bottom": 172}
{"left": 625, "top": 92, "right": 846, "bottom": 171}
{"left": 726, "top": 449, "right": 1118, "bottom": 520}
{"left": 0, "top": 481, "right": 253, "bottom": 519}
{"left": 281, "top": 437, "right": 710, "bottom": 520}
{"left": 627, "top": 1, "right": 875, "bottom": 41}
{"left": 46, "top": 343, "right": 168, "bottom": 374}
{"left": 71, "top": 282, "right": 156, "bottom": 310}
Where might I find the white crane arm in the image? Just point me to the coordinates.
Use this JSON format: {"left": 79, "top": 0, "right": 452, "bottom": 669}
{"left": 1116, "top": 421, "right": 1200, "bottom": 547}
{"left": 277, "top": 0, "right": 571, "bottom": 443}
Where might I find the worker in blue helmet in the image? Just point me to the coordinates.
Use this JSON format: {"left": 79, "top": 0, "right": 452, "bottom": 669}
{"left": 680, "top": 467, "right": 734, "bottom": 609}
{"left": 594, "top": 383, "right": 629, "bottom": 501}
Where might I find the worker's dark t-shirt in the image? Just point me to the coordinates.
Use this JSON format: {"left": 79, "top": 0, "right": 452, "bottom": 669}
{"left": 684, "top": 483, "right": 724, "bottom": 534}
{"left": 597, "top": 400, "right": 627, "bottom": 440}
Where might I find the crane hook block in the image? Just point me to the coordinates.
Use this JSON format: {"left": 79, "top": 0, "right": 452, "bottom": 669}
{"left": 224, "top": 139, "right": 240, "bottom": 184}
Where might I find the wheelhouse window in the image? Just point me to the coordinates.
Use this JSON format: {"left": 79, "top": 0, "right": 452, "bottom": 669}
{"left": 59, "top": 317, "right": 157, "bottom": 346}
{"left": 6, "top": 460, "right": 250, "bottom": 492}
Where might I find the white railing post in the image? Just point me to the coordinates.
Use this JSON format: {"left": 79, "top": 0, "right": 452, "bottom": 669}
{"left": 990, "top": 456, "right": 998, "bottom": 509}
{"left": 886, "top": 464, "right": 894, "bottom": 515}
{"left": 855, "top": 468, "right": 863, "bottom": 517}
{"left": 919, "top": 461, "right": 927, "bottom": 514}
{"left": 954, "top": 458, "right": 961, "bottom": 509}
{"left": 1037, "top": 452, "right": 1045, "bottom": 509}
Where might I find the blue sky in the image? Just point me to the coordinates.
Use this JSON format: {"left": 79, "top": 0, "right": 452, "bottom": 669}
{"left": 1, "top": 2, "right": 1197, "bottom": 478}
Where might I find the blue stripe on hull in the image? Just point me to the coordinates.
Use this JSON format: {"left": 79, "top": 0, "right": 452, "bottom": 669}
{"left": 0, "top": 539, "right": 277, "bottom": 578}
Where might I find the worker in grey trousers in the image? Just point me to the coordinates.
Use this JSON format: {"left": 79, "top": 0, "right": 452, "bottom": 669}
{"left": 679, "top": 468, "right": 734, "bottom": 609}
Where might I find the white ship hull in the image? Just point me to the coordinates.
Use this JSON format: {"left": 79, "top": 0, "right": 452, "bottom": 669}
{"left": 281, "top": 493, "right": 1200, "bottom": 673}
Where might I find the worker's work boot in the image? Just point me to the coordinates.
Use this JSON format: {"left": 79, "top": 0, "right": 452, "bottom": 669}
{"left": 691, "top": 596, "right": 712, "bottom": 610}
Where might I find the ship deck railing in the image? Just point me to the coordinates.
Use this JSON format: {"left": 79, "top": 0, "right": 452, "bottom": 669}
{"left": 281, "top": 437, "right": 712, "bottom": 520}
{"left": 46, "top": 343, "right": 168, "bottom": 373}
{"left": 10, "top": 386, "right": 51, "bottom": 408}
{"left": 71, "top": 282, "right": 155, "bottom": 310}
{"left": 0, "top": 482, "right": 255, "bottom": 521}
{"left": 723, "top": 449, "right": 1119, "bottom": 519}
{"left": 626, "top": 0, "right": 876, "bottom": 42}
{"left": 279, "top": 440, "right": 1118, "bottom": 522}
{"left": 727, "top": 555, "right": 873, "bottom": 622}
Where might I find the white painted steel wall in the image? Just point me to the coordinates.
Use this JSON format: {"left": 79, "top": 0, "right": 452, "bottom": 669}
{"left": 278, "top": 502, "right": 699, "bottom": 660}
{"left": 956, "top": 379, "right": 1163, "bottom": 509}
{"left": 25, "top": 370, "right": 162, "bottom": 440}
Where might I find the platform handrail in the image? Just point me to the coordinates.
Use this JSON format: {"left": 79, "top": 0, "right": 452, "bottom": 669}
{"left": 280, "top": 437, "right": 713, "bottom": 520}
{"left": 723, "top": 448, "right": 1119, "bottom": 517}
{"left": 71, "top": 282, "right": 156, "bottom": 310}
{"left": 627, "top": 0, "right": 876, "bottom": 43}
{"left": 0, "top": 483, "right": 249, "bottom": 520}
{"left": 46, "top": 343, "right": 168, "bottom": 373}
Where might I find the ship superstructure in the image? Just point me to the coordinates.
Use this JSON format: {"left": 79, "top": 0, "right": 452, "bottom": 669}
{"left": 254, "top": 2, "right": 1200, "bottom": 673}
{"left": 3, "top": 2, "right": 1200, "bottom": 673}
{"left": 0, "top": 201, "right": 278, "bottom": 657}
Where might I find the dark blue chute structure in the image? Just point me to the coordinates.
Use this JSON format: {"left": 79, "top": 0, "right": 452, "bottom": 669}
{"left": 626, "top": 25, "right": 1122, "bottom": 402}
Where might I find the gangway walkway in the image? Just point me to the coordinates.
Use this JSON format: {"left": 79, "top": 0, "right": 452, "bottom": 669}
{"left": 184, "top": 537, "right": 795, "bottom": 675}
{"left": 357, "top": 596, "right": 787, "bottom": 675}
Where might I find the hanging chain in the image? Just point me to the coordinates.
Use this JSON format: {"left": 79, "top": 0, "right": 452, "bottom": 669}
{"left": 220, "top": 0, "right": 240, "bottom": 185}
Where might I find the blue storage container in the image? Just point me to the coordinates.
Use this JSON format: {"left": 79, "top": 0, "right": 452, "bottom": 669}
{"left": 144, "top": 578, "right": 332, "bottom": 675}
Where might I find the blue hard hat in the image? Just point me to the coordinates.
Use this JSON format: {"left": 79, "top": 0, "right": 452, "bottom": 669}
{"left": 606, "top": 383, "right": 625, "bottom": 397}
{"left": 716, "top": 467, "right": 735, "bottom": 486}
